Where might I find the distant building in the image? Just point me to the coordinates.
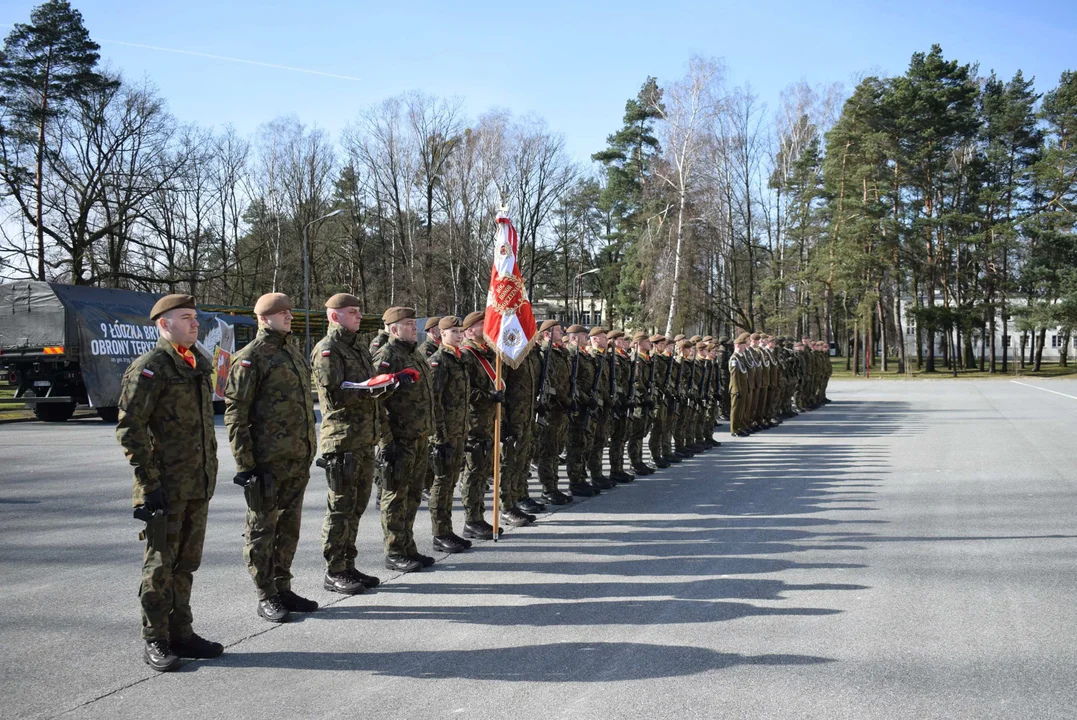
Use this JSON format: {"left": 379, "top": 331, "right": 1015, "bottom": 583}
{"left": 531, "top": 291, "right": 606, "bottom": 327}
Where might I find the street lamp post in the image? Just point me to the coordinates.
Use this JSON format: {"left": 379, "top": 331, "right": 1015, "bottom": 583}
{"left": 303, "top": 209, "right": 345, "bottom": 360}
{"left": 573, "top": 268, "right": 599, "bottom": 325}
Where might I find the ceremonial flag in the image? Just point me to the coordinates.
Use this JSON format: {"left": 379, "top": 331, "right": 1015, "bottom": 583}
{"left": 483, "top": 215, "right": 538, "bottom": 369}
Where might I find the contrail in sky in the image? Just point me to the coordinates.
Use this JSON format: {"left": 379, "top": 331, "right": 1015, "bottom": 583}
{"left": 97, "top": 38, "right": 363, "bottom": 82}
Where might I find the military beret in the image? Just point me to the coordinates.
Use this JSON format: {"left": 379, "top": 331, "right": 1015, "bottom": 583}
{"left": 697, "top": 342, "right": 708, "bottom": 350}
{"left": 588, "top": 326, "right": 608, "bottom": 338}
{"left": 750, "top": 332, "right": 761, "bottom": 340}
{"left": 632, "top": 331, "right": 649, "bottom": 343}
{"left": 607, "top": 329, "right": 624, "bottom": 340}
{"left": 689, "top": 335, "right": 702, "bottom": 343}
{"left": 718, "top": 336, "right": 730, "bottom": 344}
{"left": 424, "top": 316, "right": 442, "bottom": 331}
{"left": 702, "top": 335, "right": 713, "bottom": 343}
{"left": 150, "top": 293, "right": 196, "bottom": 321}
{"left": 382, "top": 306, "right": 416, "bottom": 324}
{"left": 735, "top": 332, "right": 751, "bottom": 344}
{"left": 673, "top": 334, "right": 685, "bottom": 343}
{"left": 538, "top": 319, "right": 561, "bottom": 333}
{"left": 325, "top": 293, "right": 361, "bottom": 309}
{"left": 565, "top": 324, "right": 586, "bottom": 334}
{"left": 650, "top": 334, "right": 666, "bottom": 343}
{"left": 462, "top": 310, "right": 486, "bottom": 330}
{"left": 254, "top": 292, "right": 292, "bottom": 316}
{"left": 679, "top": 340, "right": 694, "bottom": 350}
{"left": 438, "top": 316, "right": 461, "bottom": 330}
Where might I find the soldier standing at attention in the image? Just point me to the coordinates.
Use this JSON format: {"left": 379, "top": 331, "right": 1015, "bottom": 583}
{"left": 586, "top": 327, "right": 616, "bottom": 490}
{"left": 647, "top": 335, "right": 672, "bottom": 469}
{"left": 458, "top": 311, "right": 505, "bottom": 539}
{"left": 117, "top": 294, "right": 222, "bottom": 672}
{"left": 310, "top": 293, "right": 388, "bottom": 597}
{"left": 373, "top": 307, "right": 436, "bottom": 572}
{"left": 627, "top": 331, "right": 655, "bottom": 476}
{"left": 498, "top": 327, "right": 543, "bottom": 526}
{"left": 564, "top": 325, "right": 602, "bottom": 497}
{"left": 729, "top": 333, "right": 751, "bottom": 436}
{"left": 534, "top": 320, "right": 573, "bottom": 505}
{"left": 426, "top": 316, "right": 473, "bottom": 554}
{"left": 606, "top": 330, "right": 633, "bottom": 483}
{"left": 225, "top": 293, "right": 318, "bottom": 624}
{"left": 717, "top": 338, "right": 732, "bottom": 421}
{"left": 419, "top": 317, "right": 442, "bottom": 359}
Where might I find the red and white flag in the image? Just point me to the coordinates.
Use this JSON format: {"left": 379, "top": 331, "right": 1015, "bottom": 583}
{"left": 483, "top": 214, "right": 538, "bottom": 368}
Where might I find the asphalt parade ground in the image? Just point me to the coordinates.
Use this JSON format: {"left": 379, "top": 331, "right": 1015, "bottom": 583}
{"left": 2, "top": 379, "right": 1076, "bottom": 719}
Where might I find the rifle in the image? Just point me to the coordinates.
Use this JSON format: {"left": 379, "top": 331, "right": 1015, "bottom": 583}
{"left": 700, "top": 360, "right": 712, "bottom": 411}
{"left": 607, "top": 345, "right": 618, "bottom": 418}
{"left": 535, "top": 341, "right": 554, "bottom": 427}
{"left": 661, "top": 350, "right": 675, "bottom": 410}
{"left": 586, "top": 348, "right": 602, "bottom": 433}
{"left": 671, "top": 357, "right": 684, "bottom": 414}
{"left": 626, "top": 347, "right": 639, "bottom": 419}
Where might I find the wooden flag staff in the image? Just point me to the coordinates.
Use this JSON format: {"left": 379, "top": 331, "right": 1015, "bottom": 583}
{"left": 491, "top": 354, "right": 503, "bottom": 541}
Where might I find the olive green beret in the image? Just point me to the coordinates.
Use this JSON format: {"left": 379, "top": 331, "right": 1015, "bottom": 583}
{"left": 689, "top": 335, "right": 702, "bottom": 343}
{"left": 607, "top": 329, "right": 624, "bottom": 340}
{"left": 424, "top": 316, "right": 442, "bottom": 331}
{"left": 588, "top": 326, "right": 608, "bottom": 338}
{"left": 718, "top": 336, "right": 730, "bottom": 344}
{"left": 438, "top": 316, "right": 461, "bottom": 330}
{"left": 735, "top": 332, "right": 751, "bottom": 344}
{"left": 565, "top": 324, "right": 586, "bottom": 334}
{"left": 650, "top": 334, "right": 666, "bottom": 343}
{"left": 382, "top": 306, "right": 416, "bottom": 324}
{"left": 538, "top": 319, "right": 560, "bottom": 333}
{"left": 673, "top": 334, "right": 685, "bottom": 343}
{"left": 150, "top": 294, "right": 196, "bottom": 321}
{"left": 254, "top": 292, "right": 292, "bottom": 316}
{"left": 325, "top": 293, "right": 361, "bottom": 309}
{"left": 462, "top": 310, "right": 486, "bottom": 330}
{"left": 632, "top": 331, "right": 648, "bottom": 343}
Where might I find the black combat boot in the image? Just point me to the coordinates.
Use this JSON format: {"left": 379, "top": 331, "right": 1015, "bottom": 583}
{"left": 324, "top": 571, "right": 366, "bottom": 595}
{"left": 143, "top": 639, "right": 181, "bottom": 672}
{"left": 653, "top": 457, "right": 670, "bottom": 469}
{"left": 384, "top": 554, "right": 423, "bottom": 572}
{"left": 279, "top": 589, "right": 318, "bottom": 613}
{"left": 171, "top": 633, "right": 224, "bottom": 659}
{"left": 346, "top": 567, "right": 381, "bottom": 589}
{"left": 409, "top": 552, "right": 436, "bottom": 567}
{"left": 517, "top": 496, "right": 547, "bottom": 514}
{"left": 433, "top": 535, "right": 469, "bottom": 553}
{"left": 569, "top": 482, "right": 599, "bottom": 498}
{"left": 257, "top": 595, "right": 290, "bottom": 623}
{"left": 462, "top": 520, "right": 502, "bottom": 539}
{"left": 541, "top": 489, "right": 573, "bottom": 505}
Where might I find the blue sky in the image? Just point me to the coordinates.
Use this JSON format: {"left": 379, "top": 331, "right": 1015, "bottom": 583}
{"left": 3, "top": 0, "right": 1075, "bottom": 163}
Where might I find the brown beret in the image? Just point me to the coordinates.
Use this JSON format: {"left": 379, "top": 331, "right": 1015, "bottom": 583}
{"left": 325, "top": 293, "right": 361, "bottom": 309}
{"left": 254, "top": 292, "right": 292, "bottom": 316}
{"left": 565, "top": 324, "right": 586, "bottom": 334}
{"left": 438, "top": 316, "right": 461, "bottom": 330}
{"left": 607, "top": 329, "right": 624, "bottom": 340}
{"left": 696, "top": 342, "right": 708, "bottom": 350}
{"left": 650, "top": 334, "right": 666, "bottom": 343}
{"left": 588, "top": 326, "right": 608, "bottom": 338}
{"left": 462, "top": 310, "right": 486, "bottom": 330}
{"left": 750, "top": 332, "right": 761, "bottom": 340}
{"left": 382, "top": 306, "right": 416, "bottom": 324}
{"left": 689, "top": 335, "right": 702, "bottom": 343}
{"left": 632, "top": 331, "right": 649, "bottom": 343}
{"left": 718, "top": 336, "right": 730, "bottom": 344}
{"left": 538, "top": 319, "right": 561, "bottom": 333}
{"left": 702, "top": 335, "right": 713, "bottom": 343}
{"left": 679, "top": 340, "right": 694, "bottom": 350}
{"left": 735, "top": 332, "right": 751, "bottom": 344}
{"left": 673, "top": 334, "right": 685, "bottom": 343}
{"left": 424, "top": 316, "right": 442, "bottom": 331}
{"left": 150, "top": 293, "right": 196, "bottom": 321}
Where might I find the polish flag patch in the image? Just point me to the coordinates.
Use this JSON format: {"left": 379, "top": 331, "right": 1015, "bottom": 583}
{"left": 380, "top": 361, "right": 390, "bottom": 368}
{"left": 240, "top": 359, "right": 252, "bottom": 367}
{"left": 321, "top": 350, "right": 332, "bottom": 357}
{"left": 140, "top": 368, "right": 154, "bottom": 378}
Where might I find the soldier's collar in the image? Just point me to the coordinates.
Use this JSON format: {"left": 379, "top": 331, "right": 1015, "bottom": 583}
{"left": 388, "top": 336, "right": 417, "bottom": 352}
{"left": 259, "top": 327, "right": 290, "bottom": 346}
{"left": 328, "top": 322, "right": 357, "bottom": 344}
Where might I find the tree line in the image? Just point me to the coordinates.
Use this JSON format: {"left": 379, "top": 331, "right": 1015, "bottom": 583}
{"left": 2, "top": 2, "right": 1075, "bottom": 372}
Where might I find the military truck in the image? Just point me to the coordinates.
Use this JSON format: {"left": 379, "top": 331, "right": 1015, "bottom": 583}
{"left": 0, "top": 281, "right": 256, "bottom": 422}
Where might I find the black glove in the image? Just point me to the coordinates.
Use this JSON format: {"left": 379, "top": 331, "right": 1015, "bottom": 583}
{"left": 394, "top": 369, "right": 417, "bottom": 387}
{"left": 436, "top": 442, "right": 453, "bottom": 464}
{"left": 233, "top": 469, "right": 257, "bottom": 487}
{"left": 490, "top": 390, "right": 505, "bottom": 404}
{"left": 143, "top": 487, "right": 168, "bottom": 513}
{"left": 378, "top": 442, "right": 400, "bottom": 467}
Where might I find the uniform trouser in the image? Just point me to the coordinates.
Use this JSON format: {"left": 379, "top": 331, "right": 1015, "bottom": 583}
{"left": 587, "top": 410, "right": 611, "bottom": 479}
{"left": 730, "top": 391, "right": 746, "bottom": 434}
{"left": 628, "top": 412, "right": 648, "bottom": 467}
{"left": 696, "top": 405, "right": 711, "bottom": 442}
{"left": 566, "top": 413, "right": 593, "bottom": 484}
{"left": 462, "top": 433, "right": 492, "bottom": 522}
{"left": 244, "top": 459, "right": 310, "bottom": 601}
{"left": 661, "top": 404, "right": 676, "bottom": 457}
{"left": 423, "top": 461, "right": 435, "bottom": 494}
{"left": 648, "top": 405, "right": 667, "bottom": 461}
{"left": 500, "top": 425, "right": 531, "bottom": 508}
{"left": 674, "top": 405, "right": 690, "bottom": 450}
{"left": 429, "top": 442, "right": 466, "bottom": 537}
{"left": 321, "top": 448, "right": 375, "bottom": 574}
{"left": 720, "top": 382, "right": 731, "bottom": 418}
{"left": 139, "top": 497, "right": 209, "bottom": 641}
{"left": 608, "top": 413, "right": 629, "bottom": 472}
{"left": 536, "top": 411, "right": 568, "bottom": 493}
{"left": 380, "top": 436, "right": 427, "bottom": 557}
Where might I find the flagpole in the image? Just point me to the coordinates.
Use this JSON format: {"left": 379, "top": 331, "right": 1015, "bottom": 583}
{"left": 491, "top": 354, "right": 503, "bottom": 542}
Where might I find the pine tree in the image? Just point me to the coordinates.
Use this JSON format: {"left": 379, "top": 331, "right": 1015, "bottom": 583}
{"left": 0, "top": 0, "right": 116, "bottom": 280}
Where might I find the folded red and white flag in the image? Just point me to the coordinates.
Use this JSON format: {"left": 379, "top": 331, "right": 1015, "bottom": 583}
{"left": 483, "top": 215, "right": 537, "bottom": 369}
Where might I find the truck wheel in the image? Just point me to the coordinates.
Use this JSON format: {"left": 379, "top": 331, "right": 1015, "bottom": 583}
{"left": 34, "top": 402, "right": 76, "bottom": 423}
{"left": 96, "top": 407, "right": 119, "bottom": 424}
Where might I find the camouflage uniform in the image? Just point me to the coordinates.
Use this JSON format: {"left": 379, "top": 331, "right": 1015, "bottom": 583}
{"left": 500, "top": 349, "right": 539, "bottom": 507}
{"left": 586, "top": 347, "right": 612, "bottom": 482}
{"left": 534, "top": 341, "right": 571, "bottom": 494}
{"left": 225, "top": 327, "right": 316, "bottom": 601}
{"left": 718, "top": 344, "right": 732, "bottom": 419}
{"left": 117, "top": 338, "right": 217, "bottom": 642}
{"left": 369, "top": 330, "right": 389, "bottom": 356}
{"left": 627, "top": 349, "right": 653, "bottom": 470}
{"left": 607, "top": 348, "right": 632, "bottom": 476}
{"left": 566, "top": 344, "right": 596, "bottom": 489}
{"left": 649, "top": 350, "right": 674, "bottom": 462}
{"left": 674, "top": 355, "right": 694, "bottom": 453}
{"left": 460, "top": 339, "right": 500, "bottom": 522}
{"left": 373, "top": 336, "right": 435, "bottom": 557}
{"left": 427, "top": 344, "right": 470, "bottom": 537}
{"left": 310, "top": 323, "right": 381, "bottom": 575}
{"left": 418, "top": 337, "right": 441, "bottom": 359}
{"left": 729, "top": 349, "right": 749, "bottom": 434}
